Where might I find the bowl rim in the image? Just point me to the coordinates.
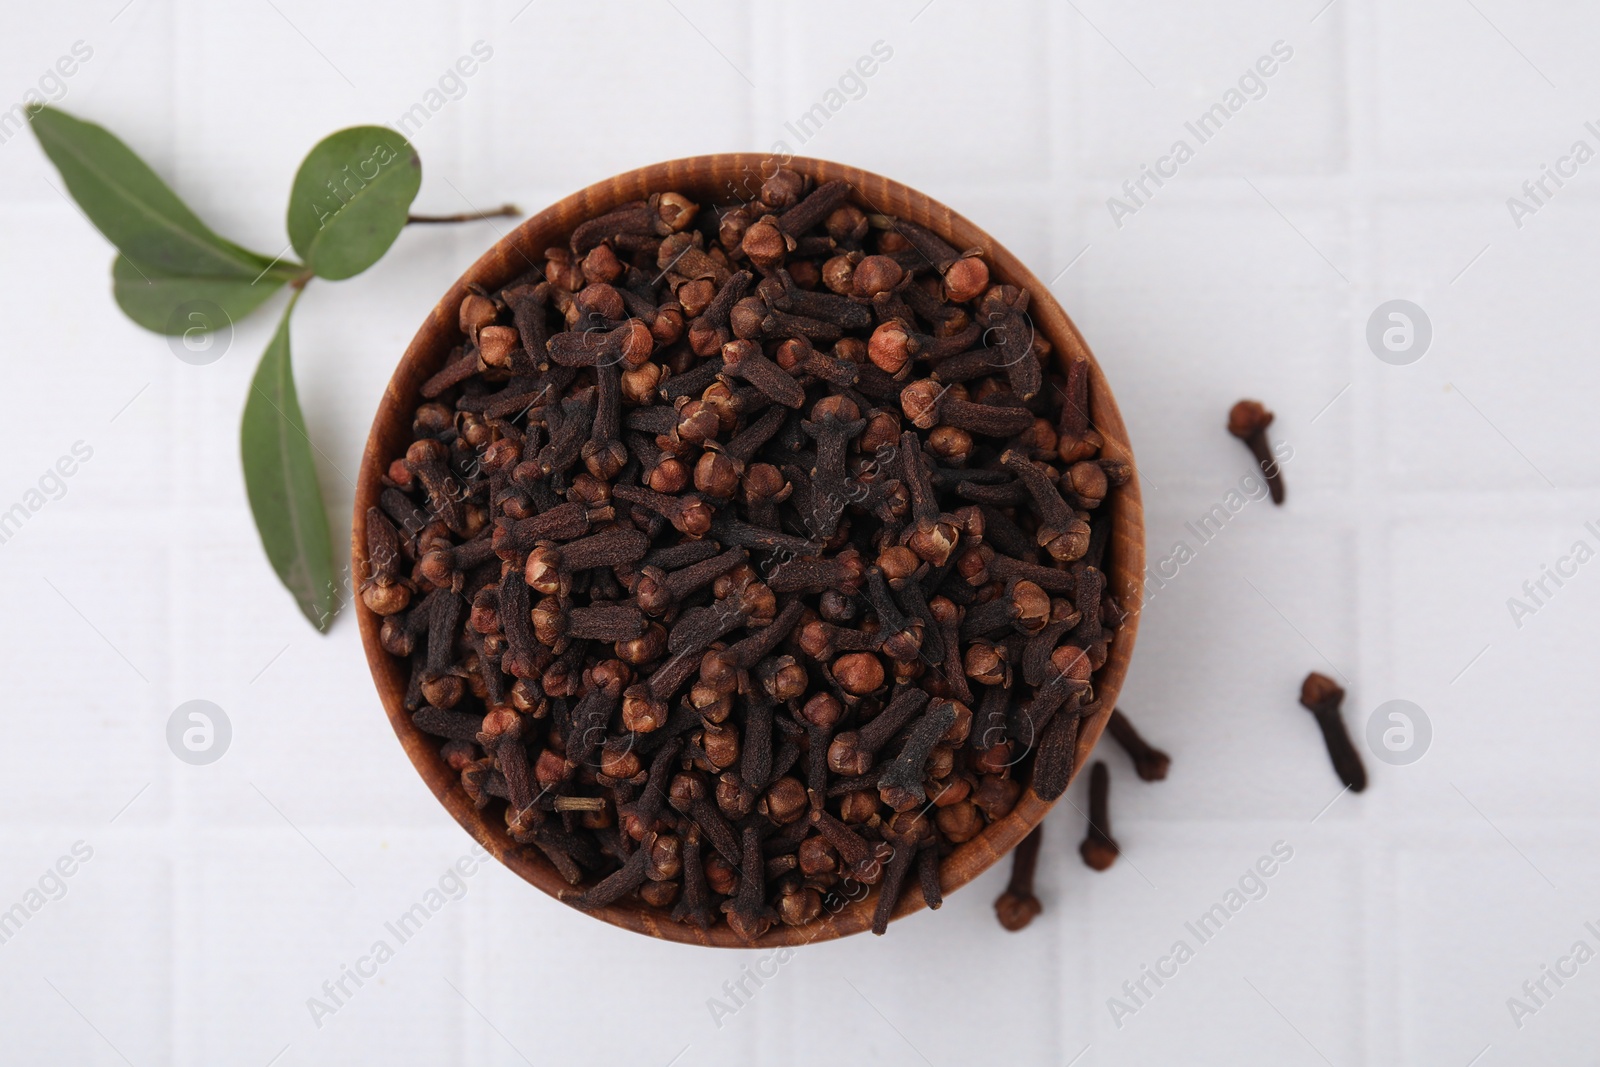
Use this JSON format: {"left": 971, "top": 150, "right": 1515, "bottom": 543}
{"left": 353, "top": 153, "right": 1145, "bottom": 947}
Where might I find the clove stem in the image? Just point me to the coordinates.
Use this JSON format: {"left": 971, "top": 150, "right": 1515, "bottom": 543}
{"left": 406, "top": 204, "right": 520, "bottom": 224}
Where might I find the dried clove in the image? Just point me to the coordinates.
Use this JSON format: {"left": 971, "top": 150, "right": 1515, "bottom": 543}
{"left": 1228, "top": 399, "right": 1285, "bottom": 505}
{"left": 994, "top": 826, "right": 1043, "bottom": 931}
{"left": 870, "top": 811, "right": 931, "bottom": 935}
{"left": 1298, "top": 672, "right": 1366, "bottom": 792}
{"left": 876, "top": 700, "right": 958, "bottom": 810}
{"left": 1079, "top": 761, "right": 1119, "bottom": 871}
{"left": 1106, "top": 708, "right": 1171, "bottom": 781}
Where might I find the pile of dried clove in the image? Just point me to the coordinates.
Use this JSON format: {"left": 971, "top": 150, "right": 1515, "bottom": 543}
{"left": 363, "top": 166, "right": 1129, "bottom": 940}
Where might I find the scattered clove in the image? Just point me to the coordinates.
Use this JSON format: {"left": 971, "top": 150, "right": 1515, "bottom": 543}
{"left": 1298, "top": 672, "right": 1366, "bottom": 792}
{"left": 1227, "top": 399, "right": 1285, "bottom": 505}
{"left": 1079, "top": 761, "right": 1119, "bottom": 871}
{"left": 1106, "top": 708, "right": 1171, "bottom": 782}
{"left": 994, "top": 826, "right": 1044, "bottom": 931}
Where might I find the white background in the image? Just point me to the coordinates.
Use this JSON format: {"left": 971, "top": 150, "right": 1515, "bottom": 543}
{"left": 2, "top": 1, "right": 1598, "bottom": 1064}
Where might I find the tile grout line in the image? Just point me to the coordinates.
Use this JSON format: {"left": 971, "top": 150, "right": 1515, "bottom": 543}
{"left": 169, "top": 3, "right": 195, "bottom": 1065}
{"left": 1339, "top": 2, "right": 1386, "bottom": 1062}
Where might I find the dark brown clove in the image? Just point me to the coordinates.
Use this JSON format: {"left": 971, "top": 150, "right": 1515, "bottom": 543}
{"left": 632, "top": 547, "right": 747, "bottom": 617}
{"left": 1031, "top": 702, "right": 1083, "bottom": 802}
{"left": 808, "top": 801, "right": 891, "bottom": 883}
{"left": 877, "top": 700, "right": 958, "bottom": 811}
{"left": 899, "top": 379, "right": 1034, "bottom": 437}
{"left": 827, "top": 688, "right": 929, "bottom": 777}
{"left": 610, "top": 484, "right": 715, "bottom": 538}
{"left": 718, "top": 338, "right": 806, "bottom": 409}
{"left": 1079, "top": 761, "right": 1119, "bottom": 871}
{"left": 722, "top": 825, "right": 777, "bottom": 941}
{"left": 688, "top": 270, "right": 752, "bottom": 357}
{"left": 994, "top": 826, "right": 1044, "bottom": 931}
{"left": 546, "top": 319, "right": 654, "bottom": 369}
{"left": 1298, "top": 672, "right": 1366, "bottom": 792}
{"left": 871, "top": 811, "right": 931, "bottom": 935}
{"left": 497, "top": 501, "right": 614, "bottom": 557}
{"left": 777, "top": 180, "right": 851, "bottom": 237}
{"left": 572, "top": 832, "right": 655, "bottom": 910}
{"left": 1106, "top": 708, "right": 1171, "bottom": 782}
{"left": 979, "top": 285, "right": 1040, "bottom": 400}
{"left": 1228, "top": 399, "right": 1285, "bottom": 505}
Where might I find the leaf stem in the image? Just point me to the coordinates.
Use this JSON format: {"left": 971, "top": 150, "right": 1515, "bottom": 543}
{"left": 289, "top": 269, "right": 315, "bottom": 290}
{"left": 406, "top": 204, "right": 520, "bottom": 225}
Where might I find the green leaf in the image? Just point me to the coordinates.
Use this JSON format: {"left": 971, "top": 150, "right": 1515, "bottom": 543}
{"left": 241, "top": 293, "right": 338, "bottom": 632}
{"left": 113, "top": 254, "right": 289, "bottom": 335}
{"left": 30, "top": 105, "right": 286, "bottom": 278}
{"left": 287, "top": 126, "right": 421, "bottom": 281}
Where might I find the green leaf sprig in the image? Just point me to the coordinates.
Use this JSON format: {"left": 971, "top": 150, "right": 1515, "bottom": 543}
{"left": 30, "top": 105, "right": 515, "bottom": 631}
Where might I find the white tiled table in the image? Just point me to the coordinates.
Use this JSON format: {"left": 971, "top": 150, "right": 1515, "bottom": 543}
{"left": 3, "top": 2, "right": 1598, "bottom": 1063}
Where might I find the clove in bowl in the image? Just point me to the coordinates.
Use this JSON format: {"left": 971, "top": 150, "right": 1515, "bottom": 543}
{"left": 353, "top": 155, "right": 1146, "bottom": 946}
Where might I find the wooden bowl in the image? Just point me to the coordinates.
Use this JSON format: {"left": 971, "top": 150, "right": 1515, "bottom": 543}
{"left": 353, "top": 155, "right": 1144, "bottom": 946}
